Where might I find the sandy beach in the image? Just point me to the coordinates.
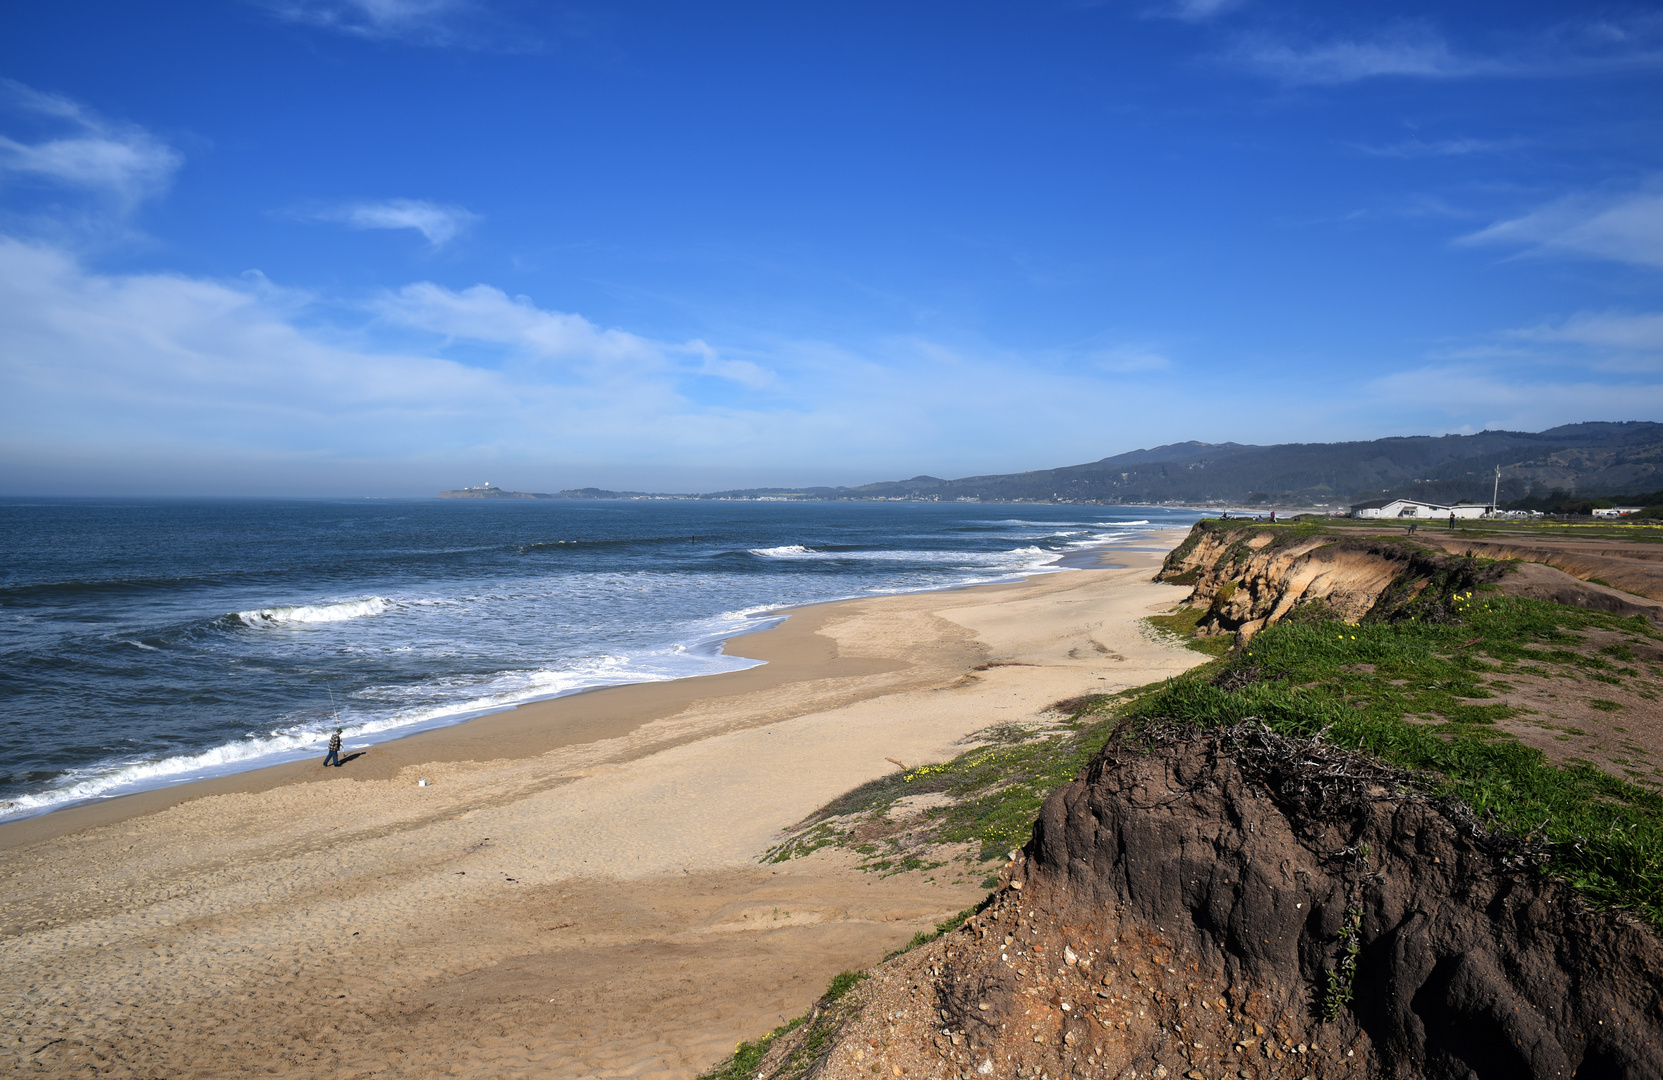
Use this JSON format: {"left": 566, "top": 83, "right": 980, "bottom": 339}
{"left": 0, "top": 541, "right": 1204, "bottom": 1079}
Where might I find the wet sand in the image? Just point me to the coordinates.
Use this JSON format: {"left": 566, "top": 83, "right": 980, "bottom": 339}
{"left": 1, "top": 541, "right": 1204, "bottom": 1079}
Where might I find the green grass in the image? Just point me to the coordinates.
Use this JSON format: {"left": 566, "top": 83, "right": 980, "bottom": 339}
{"left": 1318, "top": 517, "right": 1663, "bottom": 544}
{"left": 882, "top": 905, "right": 982, "bottom": 961}
{"left": 695, "top": 909, "right": 983, "bottom": 1080}
{"left": 1123, "top": 593, "right": 1663, "bottom": 929}
{"left": 697, "top": 970, "right": 869, "bottom": 1080}
{"left": 766, "top": 715, "right": 1133, "bottom": 872}
{"left": 727, "top": 584, "right": 1663, "bottom": 1078}
{"left": 776, "top": 589, "right": 1663, "bottom": 930}
{"left": 1146, "top": 607, "right": 1233, "bottom": 658}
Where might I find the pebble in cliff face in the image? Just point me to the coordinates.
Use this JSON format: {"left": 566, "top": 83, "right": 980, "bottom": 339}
{"left": 749, "top": 729, "right": 1662, "bottom": 1080}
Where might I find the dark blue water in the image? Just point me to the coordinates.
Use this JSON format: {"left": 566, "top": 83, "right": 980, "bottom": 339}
{"left": 0, "top": 498, "right": 1198, "bottom": 818}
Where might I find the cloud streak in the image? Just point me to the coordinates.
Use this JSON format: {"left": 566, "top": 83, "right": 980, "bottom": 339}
{"left": 1504, "top": 310, "right": 1663, "bottom": 373}
{"left": 0, "top": 82, "right": 181, "bottom": 208}
{"left": 1368, "top": 363, "right": 1663, "bottom": 427}
{"left": 0, "top": 235, "right": 1229, "bottom": 491}
{"left": 1460, "top": 184, "right": 1663, "bottom": 269}
{"left": 1232, "top": 16, "right": 1663, "bottom": 86}
{"left": 261, "top": 0, "right": 473, "bottom": 44}
{"left": 1352, "top": 136, "right": 1520, "bottom": 158}
{"left": 1159, "top": 0, "right": 1243, "bottom": 24}
{"left": 1234, "top": 26, "right": 1472, "bottom": 85}
{"left": 307, "top": 198, "right": 479, "bottom": 247}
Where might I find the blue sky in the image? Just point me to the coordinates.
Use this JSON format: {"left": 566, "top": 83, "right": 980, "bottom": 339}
{"left": 1, "top": 1, "right": 1661, "bottom": 495}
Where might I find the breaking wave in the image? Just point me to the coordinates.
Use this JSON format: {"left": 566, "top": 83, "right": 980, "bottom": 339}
{"left": 747, "top": 545, "right": 1057, "bottom": 568}
{"left": 234, "top": 597, "right": 389, "bottom": 626}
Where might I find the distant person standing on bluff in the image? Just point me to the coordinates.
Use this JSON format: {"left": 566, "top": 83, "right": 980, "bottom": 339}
{"left": 323, "top": 729, "right": 342, "bottom": 768}
{"left": 1449, "top": 511, "right": 1457, "bottom": 531}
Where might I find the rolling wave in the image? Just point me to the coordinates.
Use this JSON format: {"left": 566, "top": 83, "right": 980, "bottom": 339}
{"left": 0, "top": 648, "right": 756, "bottom": 820}
{"left": 234, "top": 597, "right": 389, "bottom": 626}
{"left": 747, "top": 544, "right": 1056, "bottom": 567}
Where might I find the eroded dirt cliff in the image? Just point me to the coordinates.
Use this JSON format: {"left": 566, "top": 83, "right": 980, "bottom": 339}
{"left": 746, "top": 728, "right": 1663, "bottom": 1080}
{"left": 1156, "top": 523, "right": 1663, "bottom": 641}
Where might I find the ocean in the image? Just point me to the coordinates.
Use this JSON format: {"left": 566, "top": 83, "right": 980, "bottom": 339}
{"left": 0, "top": 497, "right": 1200, "bottom": 820}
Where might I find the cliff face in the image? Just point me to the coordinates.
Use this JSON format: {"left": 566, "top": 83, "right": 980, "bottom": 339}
{"left": 1157, "top": 523, "right": 1663, "bottom": 641}
{"left": 727, "top": 523, "right": 1663, "bottom": 1080}
{"left": 749, "top": 729, "right": 1663, "bottom": 1080}
{"left": 1009, "top": 728, "right": 1663, "bottom": 1080}
{"left": 1156, "top": 524, "right": 1504, "bottom": 641}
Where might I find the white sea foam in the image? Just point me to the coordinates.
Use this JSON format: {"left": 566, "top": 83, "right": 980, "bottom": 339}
{"left": 0, "top": 650, "right": 755, "bottom": 820}
{"left": 235, "top": 597, "right": 388, "bottom": 626}
{"left": 0, "top": 729, "right": 337, "bottom": 818}
{"left": 4, "top": 506, "right": 1199, "bottom": 823}
{"left": 748, "top": 545, "right": 1056, "bottom": 567}
{"left": 719, "top": 603, "right": 786, "bottom": 621}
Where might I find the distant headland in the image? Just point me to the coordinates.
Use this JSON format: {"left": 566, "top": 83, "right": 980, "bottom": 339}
{"left": 439, "top": 421, "right": 1663, "bottom": 509}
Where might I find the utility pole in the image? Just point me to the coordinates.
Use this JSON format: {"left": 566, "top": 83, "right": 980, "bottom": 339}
{"left": 1492, "top": 465, "right": 1501, "bottom": 514}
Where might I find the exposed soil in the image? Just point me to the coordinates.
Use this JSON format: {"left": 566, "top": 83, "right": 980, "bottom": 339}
{"left": 747, "top": 729, "right": 1663, "bottom": 1080}
{"left": 1456, "top": 623, "right": 1663, "bottom": 789}
{"left": 1416, "top": 535, "right": 1663, "bottom": 604}
{"left": 1494, "top": 561, "right": 1663, "bottom": 619}
{"left": 1155, "top": 523, "right": 1663, "bottom": 790}
{"left": 1157, "top": 524, "right": 1663, "bottom": 645}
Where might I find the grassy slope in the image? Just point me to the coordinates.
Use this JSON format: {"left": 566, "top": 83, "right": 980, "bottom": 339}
{"left": 1126, "top": 594, "right": 1663, "bottom": 927}
{"left": 705, "top": 581, "right": 1663, "bottom": 1078}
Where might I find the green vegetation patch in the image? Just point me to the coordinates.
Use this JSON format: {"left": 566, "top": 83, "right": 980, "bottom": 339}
{"left": 697, "top": 968, "right": 869, "bottom": 1080}
{"left": 1123, "top": 594, "right": 1663, "bottom": 930}
{"left": 696, "top": 906, "right": 980, "bottom": 1080}
{"left": 774, "top": 588, "right": 1663, "bottom": 928}
{"left": 767, "top": 707, "right": 1134, "bottom": 874}
{"left": 1146, "top": 606, "right": 1233, "bottom": 657}
{"left": 731, "top": 584, "right": 1663, "bottom": 1076}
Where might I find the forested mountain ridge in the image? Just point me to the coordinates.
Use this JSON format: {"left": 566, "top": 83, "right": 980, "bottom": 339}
{"left": 701, "top": 421, "right": 1663, "bottom": 505}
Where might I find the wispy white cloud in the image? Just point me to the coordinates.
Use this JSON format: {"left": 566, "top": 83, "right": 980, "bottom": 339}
{"left": 1084, "top": 343, "right": 1171, "bottom": 373}
{"left": 0, "top": 235, "right": 1225, "bottom": 492}
{"left": 306, "top": 198, "right": 479, "bottom": 247}
{"left": 261, "top": 0, "right": 473, "bottom": 44}
{"left": 1161, "top": 0, "right": 1243, "bottom": 23}
{"left": 1233, "top": 16, "right": 1663, "bottom": 86}
{"left": 1460, "top": 184, "right": 1663, "bottom": 268}
{"left": 0, "top": 82, "right": 181, "bottom": 209}
{"left": 1515, "top": 310, "right": 1663, "bottom": 351}
{"left": 1368, "top": 363, "right": 1663, "bottom": 427}
{"left": 5, "top": 233, "right": 1652, "bottom": 495}
{"left": 377, "top": 281, "right": 778, "bottom": 387}
{"left": 1235, "top": 26, "right": 1472, "bottom": 85}
{"left": 1352, "top": 136, "right": 1520, "bottom": 158}
{"left": 1504, "top": 310, "right": 1663, "bottom": 372}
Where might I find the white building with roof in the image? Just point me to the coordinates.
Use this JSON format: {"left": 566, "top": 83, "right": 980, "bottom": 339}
{"left": 1350, "top": 498, "right": 1494, "bottom": 520}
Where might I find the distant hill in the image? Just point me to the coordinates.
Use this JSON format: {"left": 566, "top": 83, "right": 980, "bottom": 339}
{"left": 707, "top": 422, "right": 1663, "bottom": 506}
{"left": 442, "top": 422, "right": 1663, "bottom": 506}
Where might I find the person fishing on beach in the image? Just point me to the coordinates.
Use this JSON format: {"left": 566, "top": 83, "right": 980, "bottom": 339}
{"left": 323, "top": 728, "right": 342, "bottom": 768}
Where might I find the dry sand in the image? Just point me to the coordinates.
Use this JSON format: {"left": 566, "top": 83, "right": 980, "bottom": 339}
{"left": 0, "top": 543, "right": 1204, "bottom": 1079}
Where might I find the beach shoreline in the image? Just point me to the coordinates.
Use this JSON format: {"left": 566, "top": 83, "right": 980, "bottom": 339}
{"left": 0, "top": 531, "right": 1180, "bottom": 849}
{"left": 1, "top": 530, "right": 1206, "bottom": 1080}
